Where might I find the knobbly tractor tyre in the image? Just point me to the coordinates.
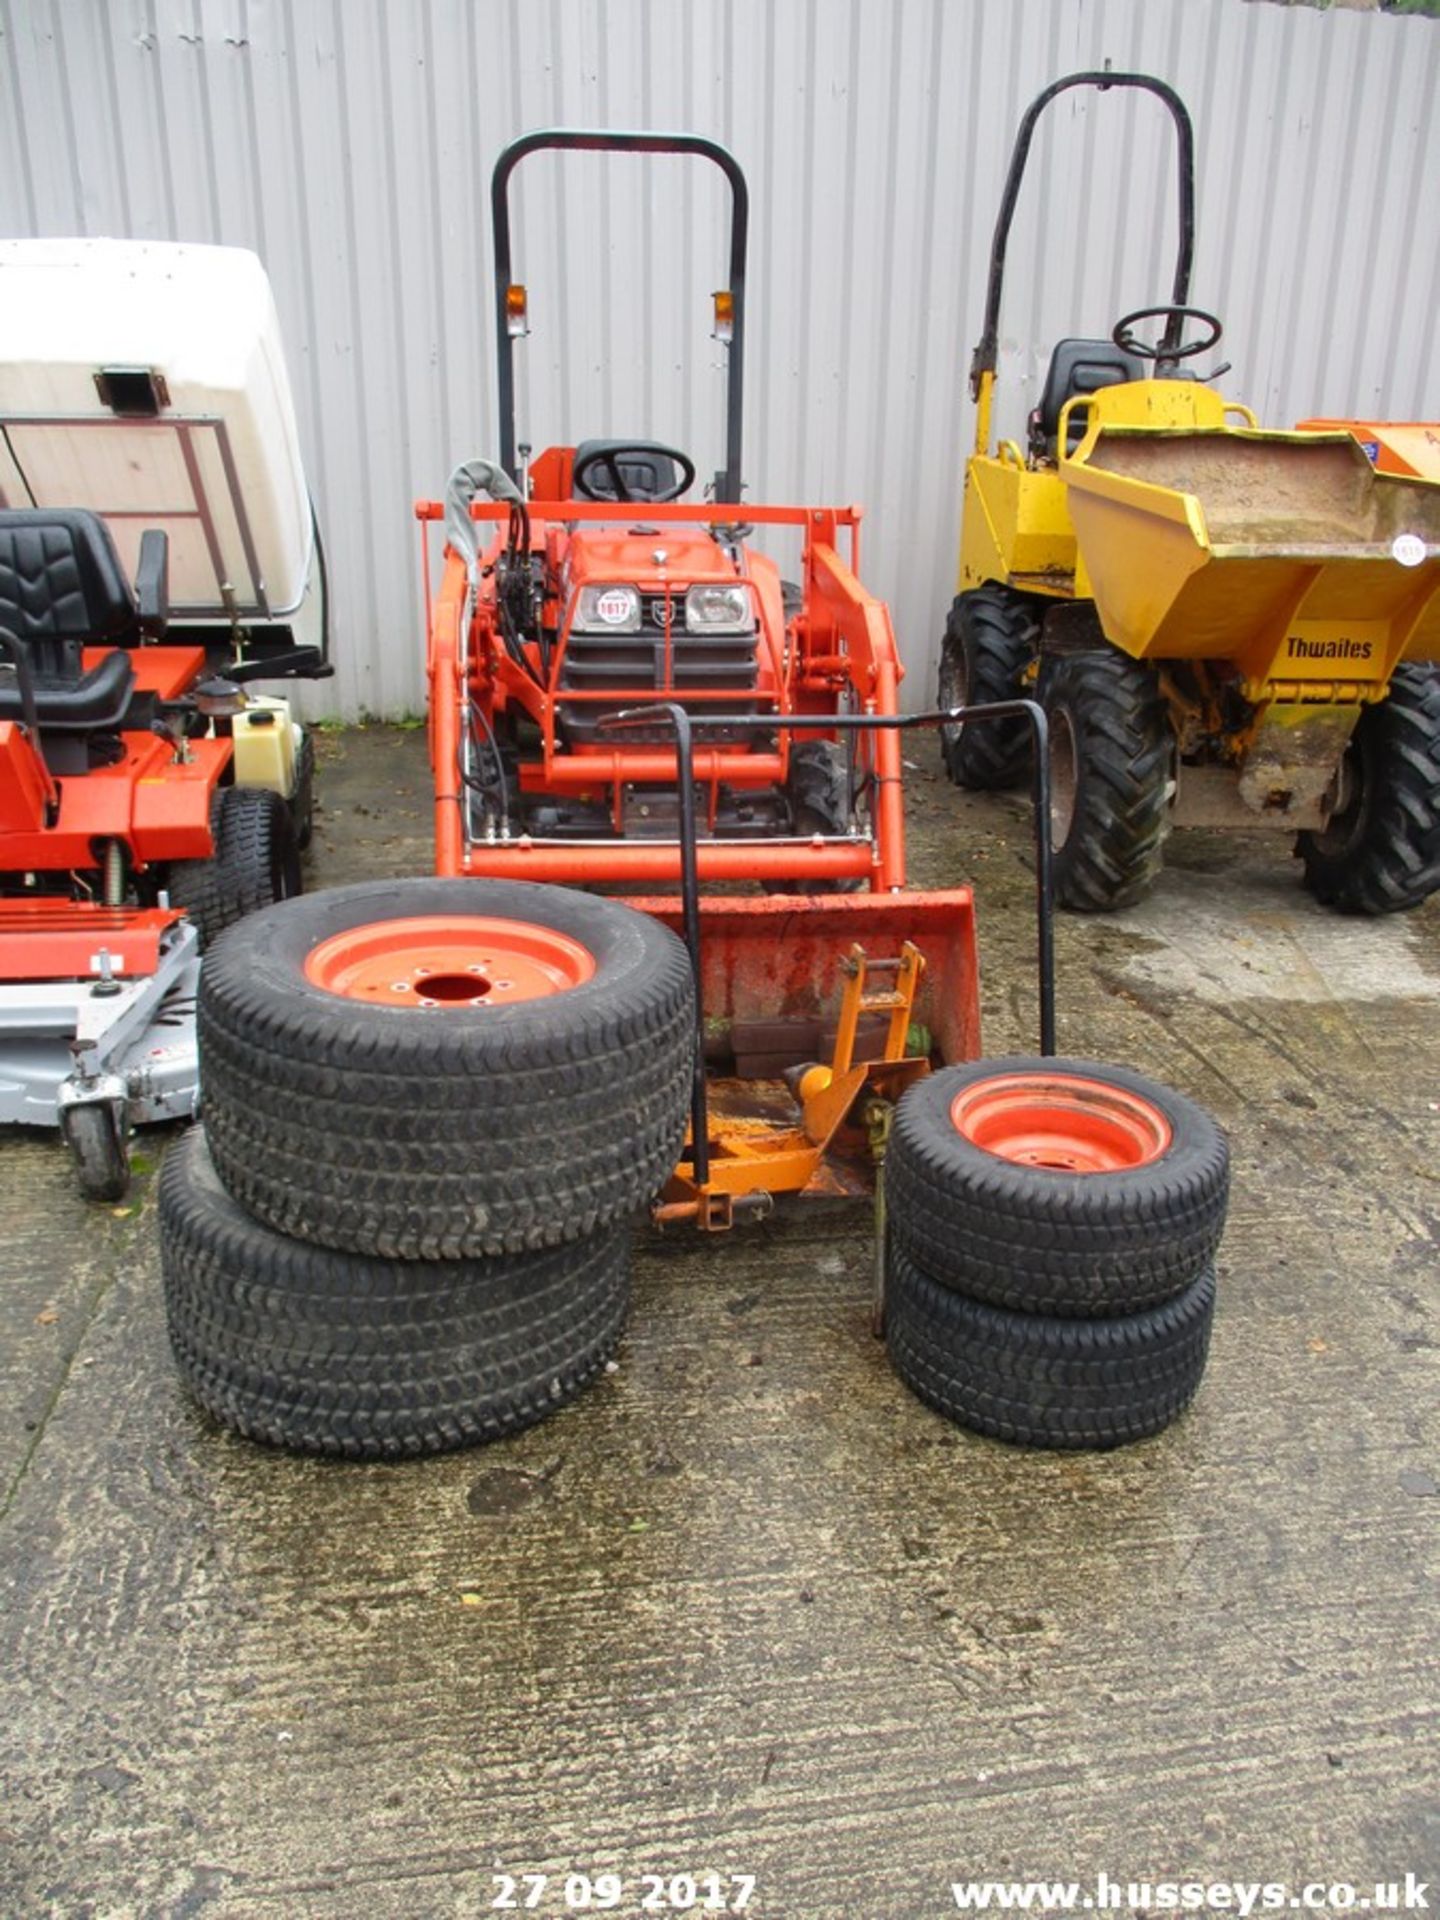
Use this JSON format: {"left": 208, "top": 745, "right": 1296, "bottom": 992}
{"left": 168, "top": 785, "right": 302, "bottom": 948}
{"left": 1038, "top": 648, "right": 1173, "bottom": 911}
{"left": 886, "top": 1245, "right": 1215, "bottom": 1450}
{"left": 764, "top": 740, "right": 866, "bottom": 895}
{"left": 1297, "top": 662, "right": 1440, "bottom": 914}
{"left": 885, "top": 1058, "right": 1229, "bottom": 1317}
{"left": 937, "top": 587, "right": 1036, "bottom": 790}
{"left": 198, "top": 877, "right": 694, "bottom": 1260}
{"left": 159, "top": 1127, "right": 630, "bottom": 1459}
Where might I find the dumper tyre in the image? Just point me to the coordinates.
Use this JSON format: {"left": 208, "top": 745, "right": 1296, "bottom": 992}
{"left": 167, "top": 785, "right": 302, "bottom": 949}
{"left": 937, "top": 587, "right": 1036, "bottom": 790}
{"left": 885, "top": 1057, "right": 1229, "bottom": 1316}
{"left": 886, "top": 1244, "right": 1215, "bottom": 1449}
{"left": 160, "top": 1127, "right": 629, "bottom": 1458}
{"left": 1039, "top": 648, "right": 1172, "bottom": 911}
{"left": 1297, "top": 662, "right": 1440, "bottom": 915}
{"left": 198, "top": 876, "right": 694, "bottom": 1259}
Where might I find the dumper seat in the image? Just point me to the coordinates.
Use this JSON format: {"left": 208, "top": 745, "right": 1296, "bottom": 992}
{"left": 1029, "top": 339, "right": 1144, "bottom": 460}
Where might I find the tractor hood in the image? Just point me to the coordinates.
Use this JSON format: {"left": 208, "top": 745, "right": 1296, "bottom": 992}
{"left": 564, "top": 529, "right": 742, "bottom": 589}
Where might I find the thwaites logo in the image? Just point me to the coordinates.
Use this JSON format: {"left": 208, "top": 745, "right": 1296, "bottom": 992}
{"left": 1285, "top": 634, "right": 1375, "bottom": 663}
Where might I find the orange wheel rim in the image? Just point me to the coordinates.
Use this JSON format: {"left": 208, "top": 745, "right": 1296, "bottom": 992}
{"left": 303, "top": 915, "right": 596, "bottom": 1007}
{"left": 950, "top": 1072, "right": 1171, "bottom": 1173}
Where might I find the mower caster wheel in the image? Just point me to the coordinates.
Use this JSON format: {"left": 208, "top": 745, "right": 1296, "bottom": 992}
{"left": 160, "top": 1127, "right": 631, "bottom": 1459}
{"left": 884, "top": 1057, "right": 1229, "bottom": 1317}
{"left": 886, "top": 1245, "right": 1215, "bottom": 1450}
{"left": 62, "top": 1102, "right": 130, "bottom": 1203}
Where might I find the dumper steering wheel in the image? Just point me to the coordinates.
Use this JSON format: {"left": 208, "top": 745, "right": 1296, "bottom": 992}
{"left": 1112, "top": 304, "right": 1223, "bottom": 364}
{"left": 572, "top": 441, "right": 697, "bottom": 503}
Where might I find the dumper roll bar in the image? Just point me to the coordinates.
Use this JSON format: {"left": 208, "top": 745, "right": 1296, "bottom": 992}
{"left": 969, "top": 71, "right": 1197, "bottom": 402}
{"left": 600, "top": 702, "right": 1057, "bottom": 1191}
{"left": 491, "top": 129, "right": 749, "bottom": 503}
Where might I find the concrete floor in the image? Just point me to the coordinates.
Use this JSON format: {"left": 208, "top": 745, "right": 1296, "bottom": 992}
{"left": 2, "top": 727, "right": 1437, "bottom": 1919}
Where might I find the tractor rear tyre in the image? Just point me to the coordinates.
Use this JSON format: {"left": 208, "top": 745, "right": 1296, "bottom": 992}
{"left": 884, "top": 1057, "right": 1229, "bottom": 1317}
{"left": 289, "top": 728, "right": 316, "bottom": 852}
{"left": 937, "top": 587, "right": 1036, "bottom": 790}
{"left": 168, "top": 785, "right": 302, "bottom": 948}
{"left": 1039, "top": 648, "right": 1173, "bottom": 911}
{"left": 160, "top": 1126, "right": 630, "bottom": 1458}
{"left": 1297, "top": 662, "right": 1440, "bottom": 914}
{"left": 886, "top": 1245, "right": 1215, "bottom": 1450}
{"left": 198, "top": 877, "right": 694, "bottom": 1260}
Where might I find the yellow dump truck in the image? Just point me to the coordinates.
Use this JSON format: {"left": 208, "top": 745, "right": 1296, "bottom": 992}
{"left": 941, "top": 72, "right": 1440, "bottom": 914}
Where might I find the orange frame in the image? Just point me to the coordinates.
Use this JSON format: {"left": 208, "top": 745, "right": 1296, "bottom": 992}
{"left": 416, "top": 495, "right": 909, "bottom": 892}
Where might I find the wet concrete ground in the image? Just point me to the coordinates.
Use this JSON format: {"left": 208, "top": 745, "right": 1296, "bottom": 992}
{"left": 2, "top": 728, "right": 1437, "bottom": 1919}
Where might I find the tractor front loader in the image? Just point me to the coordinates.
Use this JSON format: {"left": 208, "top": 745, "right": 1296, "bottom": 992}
{"left": 941, "top": 72, "right": 1440, "bottom": 915}
{"left": 410, "top": 128, "right": 991, "bottom": 1229}
{"left": 419, "top": 130, "right": 909, "bottom": 898}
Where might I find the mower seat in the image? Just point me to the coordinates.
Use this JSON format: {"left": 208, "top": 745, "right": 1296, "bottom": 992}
{"left": 0, "top": 509, "right": 169, "bottom": 731}
{"left": 572, "top": 440, "right": 683, "bottom": 502}
{"left": 1029, "top": 339, "right": 1144, "bottom": 458}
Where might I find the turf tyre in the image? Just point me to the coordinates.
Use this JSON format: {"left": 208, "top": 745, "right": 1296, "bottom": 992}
{"left": 937, "top": 587, "right": 1036, "bottom": 790}
{"left": 168, "top": 785, "right": 302, "bottom": 948}
{"left": 1039, "top": 647, "right": 1172, "bottom": 911}
{"left": 1297, "top": 662, "right": 1440, "bottom": 914}
{"left": 886, "top": 1245, "right": 1215, "bottom": 1449}
{"left": 198, "top": 877, "right": 694, "bottom": 1260}
{"left": 884, "top": 1057, "right": 1228, "bottom": 1316}
{"left": 160, "top": 1127, "right": 630, "bottom": 1458}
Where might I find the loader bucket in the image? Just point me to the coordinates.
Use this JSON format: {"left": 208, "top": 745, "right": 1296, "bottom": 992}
{"left": 1063, "top": 428, "right": 1440, "bottom": 693}
{"left": 626, "top": 889, "right": 981, "bottom": 1071}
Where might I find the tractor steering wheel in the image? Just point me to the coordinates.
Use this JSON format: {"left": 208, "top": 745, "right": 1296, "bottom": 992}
{"left": 571, "top": 440, "right": 697, "bottom": 503}
{"left": 1112, "top": 304, "right": 1224, "bottom": 364}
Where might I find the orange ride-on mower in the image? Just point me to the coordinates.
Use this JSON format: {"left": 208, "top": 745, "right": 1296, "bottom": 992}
{"left": 417, "top": 130, "right": 908, "bottom": 896}
{"left": 0, "top": 241, "right": 330, "bottom": 1199}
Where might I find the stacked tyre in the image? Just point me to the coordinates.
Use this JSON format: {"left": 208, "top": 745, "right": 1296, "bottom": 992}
{"left": 884, "top": 1058, "right": 1229, "bottom": 1449}
{"left": 158, "top": 878, "right": 695, "bottom": 1459}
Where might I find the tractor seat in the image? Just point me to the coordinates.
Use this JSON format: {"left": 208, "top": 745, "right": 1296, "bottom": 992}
{"left": 0, "top": 508, "right": 168, "bottom": 733}
{"left": 572, "top": 440, "right": 684, "bottom": 502}
{"left": 0, "top": 508, "right": 167, "bottom": 664}
{"left": 1029, "top": 339, "right": 1144, "bottom": 459}
{"left": 0, "top": 645, "right": 135, "bottom": 731}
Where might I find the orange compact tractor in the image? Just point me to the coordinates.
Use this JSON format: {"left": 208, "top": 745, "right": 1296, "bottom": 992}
{"left": 0, "top": 241, "right": 329, "bottom": 1198}
{"left": 418, "top": 130, "right": 910, "bottom": 897}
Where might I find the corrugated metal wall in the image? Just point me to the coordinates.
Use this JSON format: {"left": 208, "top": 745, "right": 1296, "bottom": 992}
{"left": 2, "top": 0, "right": 1437, "bottom": 719}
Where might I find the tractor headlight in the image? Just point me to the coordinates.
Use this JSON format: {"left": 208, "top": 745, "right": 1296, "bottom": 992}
{"left": 685, "top": 584, "right": 751, "bottom": 633}
{"left": 575, "top": 584, "right": 640, "bottom": 632}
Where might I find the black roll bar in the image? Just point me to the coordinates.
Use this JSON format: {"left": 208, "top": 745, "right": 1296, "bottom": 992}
{"left": 491, "top": 130, "right": 750, "bottom": 503}
{"left": 969, "top": 71, "right": 1197, "bottom": 398}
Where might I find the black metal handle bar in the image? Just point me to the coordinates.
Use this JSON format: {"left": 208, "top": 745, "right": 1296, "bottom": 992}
{"left": 598, "top": 700, "right": 1058, "bottom": 1187}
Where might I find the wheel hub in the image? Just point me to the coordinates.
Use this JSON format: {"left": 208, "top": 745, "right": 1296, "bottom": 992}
{"left": 303, "top": 915, "right": 596, "bottom": 1007}
{"left": 950, "top": 1072, "right": 1172, "bottom": 1173}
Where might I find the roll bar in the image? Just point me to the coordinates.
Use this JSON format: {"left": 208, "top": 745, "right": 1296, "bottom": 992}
{"left": 491, "top": 129, "right": 750, "bottom": 504}
{"left": 968, "top": 72, "right": 1197, "bottom": 399}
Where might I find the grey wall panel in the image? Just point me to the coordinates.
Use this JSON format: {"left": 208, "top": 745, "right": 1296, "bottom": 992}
{"left": 1, "top": 0, "right": 1437, "bottom": 720}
